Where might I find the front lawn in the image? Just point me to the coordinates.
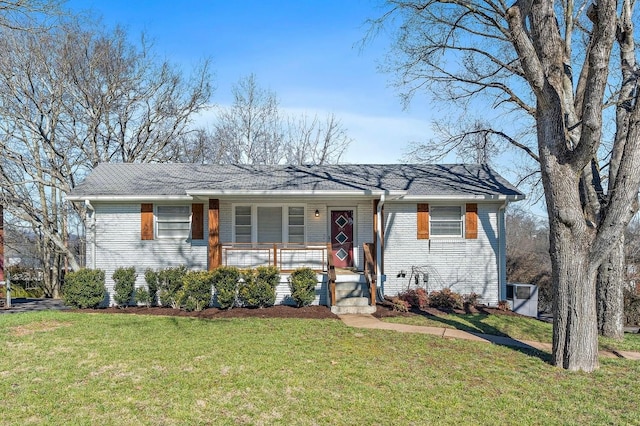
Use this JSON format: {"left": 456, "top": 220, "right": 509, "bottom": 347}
{"left": 380, "top": 311, "right": 640, "bottom": 352}
{"left": 1, "top": 311, "right": 639, "bottom": 425}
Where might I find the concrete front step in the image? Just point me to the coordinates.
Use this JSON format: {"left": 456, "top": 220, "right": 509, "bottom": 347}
{"left": 334, "top": 281, "right": 368, "bottom": 291}
{"left": 331, "top": 305, "right": 377, "bottom": 315}
{"left": 335, "top": 289, "right": 370, "bottom": 300}
{"left": 335, "top": 296, "right": 370, "bottom": 307}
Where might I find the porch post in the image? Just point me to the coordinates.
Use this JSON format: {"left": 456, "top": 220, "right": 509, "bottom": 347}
{"left": 208, "top": 199, "right": 220, "bottom": 270}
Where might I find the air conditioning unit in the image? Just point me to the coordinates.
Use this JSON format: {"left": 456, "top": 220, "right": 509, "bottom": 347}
{"left": 506, "top": 283, "right": 538, "bottom": 317}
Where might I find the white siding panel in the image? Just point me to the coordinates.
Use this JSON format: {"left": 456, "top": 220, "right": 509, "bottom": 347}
{"left": 382, "top": 202, "right": 501, "bottom": 305}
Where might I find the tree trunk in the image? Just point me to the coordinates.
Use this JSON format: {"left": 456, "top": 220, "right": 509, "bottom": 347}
{"left": 550, "top": 220, "right": 599, "bottom": 371}
{"left": 597, "top": 236, "right": 625, "bottom": 339}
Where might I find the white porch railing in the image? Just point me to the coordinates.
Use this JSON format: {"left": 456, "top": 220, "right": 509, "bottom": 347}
{"left": 219, "top": 243, "right": 328, "bottom": 272}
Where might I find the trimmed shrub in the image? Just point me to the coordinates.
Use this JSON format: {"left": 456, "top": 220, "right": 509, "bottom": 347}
{"left": 212, "top": 266, "right": 240, "bottom": 309}
{"left": 397, "top": 288, "right": 429, "bottom": 309}
{"left": 62, "top": 269, "right": 106, "bottom": 309}
{"left": 288, "top": 267, "right": 317, "bottom": 307}
{"left": 112, "top": 266, "right": 137, "bottom": 307}
{"left": 135, "top": 286, "right": 151, "bottom": 307}
{"left": 428, "top": 288, "right": 463, "bottom": 310}
{"left": 390, "top": 296, "right": 410, "bottom": 312}
{"left": 144, "top": 268, "right": 159, "bottom": 306}
{"left": 182, "top": 270, "right": 214, "bottom": 311}
{"left": 238, "top": 266, "right": 279, "bottom": 308}
{"left": 157, "top": 266, "right": 187, "bottom": 309}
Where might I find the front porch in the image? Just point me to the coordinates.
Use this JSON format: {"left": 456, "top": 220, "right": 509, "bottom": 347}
{"left": 211, "top": 242, "right": 378, "bottom": 313}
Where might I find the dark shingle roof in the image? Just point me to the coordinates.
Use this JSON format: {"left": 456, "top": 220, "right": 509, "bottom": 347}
{"left": 68, "top": 163, "right": 524, "bottom": 199}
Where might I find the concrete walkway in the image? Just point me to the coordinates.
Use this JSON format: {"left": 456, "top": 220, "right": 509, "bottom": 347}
{"left": 339, "top": 314, "right": 640, "bottom": 361}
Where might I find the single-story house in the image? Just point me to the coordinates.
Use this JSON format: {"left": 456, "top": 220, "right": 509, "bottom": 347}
{"left": 67, "top": 163, "right": 524, "bottom": 313}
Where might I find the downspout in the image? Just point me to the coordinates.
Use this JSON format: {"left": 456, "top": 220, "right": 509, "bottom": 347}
{"left": 498, "top": 201, "right": 508, "bottom": 305}
{"left": 85, "top": 200, "right": 96, "bottom": 269}
{"left": 376, "top": 193, "right": 385, "bottom": 301}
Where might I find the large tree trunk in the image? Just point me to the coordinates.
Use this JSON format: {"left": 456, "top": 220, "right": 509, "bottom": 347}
{"left": 597, "top": 236, "right": 625, "bottom": 339}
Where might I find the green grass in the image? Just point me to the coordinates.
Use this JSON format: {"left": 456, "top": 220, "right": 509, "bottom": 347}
{"left": 382, "top": 312, "right": 640, "bottom": 352}
{"left": 1, "top": 311, "right": 640, "bottom": 425}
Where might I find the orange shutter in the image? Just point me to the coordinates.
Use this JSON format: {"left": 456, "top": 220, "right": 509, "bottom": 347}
{"left": 465, "top": 203, "right": 478, "bottom": 239}
{"left": 191, "top": 203, "right": 204, "bottom": 240}
{"left": 141, "top": 203, "right": 154, "bottom": 240}
{"left": 208, "top": 199, "right": 220, "bottom": 270}
{"left": 417, "top": 203, "right": 430, "bottom": 239}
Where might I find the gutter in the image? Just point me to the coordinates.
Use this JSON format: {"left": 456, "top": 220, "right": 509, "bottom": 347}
{"left": 376, "top": 193, "right": 385, "bottom": 299}
{"left": 498, "top": 201, "right": 508, "bottom": 304}
{"left": 85, "top": 200, "right": 96, "bottom": 269}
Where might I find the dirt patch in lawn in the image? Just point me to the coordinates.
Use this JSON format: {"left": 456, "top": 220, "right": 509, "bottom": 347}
{"left": 78, "top": 305, "right": 340, "bottom": 320}
{"left": 10, "top": 320, "right": 73, "bottom": 337}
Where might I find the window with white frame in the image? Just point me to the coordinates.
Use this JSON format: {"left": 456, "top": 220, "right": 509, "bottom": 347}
{"left": 156, "top": 205, "right": 191, "bottom": 239}
{"left": 430, "top": 205, "right": 463, "bottom": 237}
{"left": 235, "top": 206, "right": 252, "bottom": 243}
{"left": 288, "top": 207, "right": 305, "bottom": 243}
{"left": 234, "top": 205, "right": 305, "bottom": 244}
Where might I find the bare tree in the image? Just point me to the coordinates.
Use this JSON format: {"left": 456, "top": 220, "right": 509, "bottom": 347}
{"left": 0, "top": 19, "right": 212, "bottom": 296}
{"left": 284, "top": 113, "right": 351, "bottom": 165}
{"left": 372, "top": 0, "right": 640, "bottom": 371}
{"left": 0, "top": 0, "right": 62, "bottom": 30}
{"left": 209, "top": 74, "right": 351, "bottom": 165}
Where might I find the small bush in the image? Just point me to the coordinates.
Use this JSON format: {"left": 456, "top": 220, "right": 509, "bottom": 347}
{"left": 428, "top": 288, "right": 463, "bottom": 310}
{"left": 238, "top": 266, "right": 279, "bottom": 308}
{"left": 182, "top": 270, "right": 214, "bottom": 311}
{"left": 112, "top": 266, "right": 137, "bottom": 307}
{"left": 397, "top": 288, "right": 429, "bottom": 309}
{"left": 144, "top": 268, "right": 159, "bottom": 306}
{"left": 497, "top": 300, "right": 511, "bottom": 311}
{"left": 464, "top": 292, "right": 481, "bottom": 307}
{"left": 212, "top": 266, "right": 240, "bottom": 309}
{"left": 62, "top": 269, "right": 106, "bottom": 309}
{"left": 389, "top": 296, "right": 410, "bottom": 312}
{"left": 288, "top": 267, "right": 317, "bottom": 307}
{"left": 135, "top": 286, "right": 151, "bottom": 307}
{"left": 157, "top": 266, "right": 187, "bottom": 309}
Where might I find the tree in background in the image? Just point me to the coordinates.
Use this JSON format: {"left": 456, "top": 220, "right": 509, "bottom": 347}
{"left": 207, "top": 74, "right": 352, "bottom": 165}
{"left": 506, "top": 207, "right": 552, "bottom": 312}
{"left": 372, "top": 0, "right": 640, "bottom": 371}
{"left": 0, "top": 15, "right": 212, "bottom": 296}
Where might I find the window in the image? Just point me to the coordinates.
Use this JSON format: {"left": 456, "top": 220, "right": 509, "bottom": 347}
{"left": 257, "top": 206, "right": 283, "bottom": 243}
{"left": 156, "top": 205, "right": 191, "bottom": 239}
{"left": 235, "top": 206, "right": 252, "bottom": 243}
{"left": 234, "top": 205, "right": 305, "bottom": 244}
{"left": 288, "top": 207, "right": 305, "bottom": 243}
{"left": 430, "top": 205, "right": 463, "bottom": 237}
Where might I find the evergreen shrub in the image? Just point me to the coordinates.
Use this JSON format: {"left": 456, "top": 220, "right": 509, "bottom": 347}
{"left": 288, "top": 267, "right": 317, "bottom": 307}
{"left": 62, "top": 269, "right": 106, "bottom": 309}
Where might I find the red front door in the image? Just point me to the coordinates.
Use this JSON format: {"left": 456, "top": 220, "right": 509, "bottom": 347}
{"left": 331, "top": 210, "right": 354, "bottom": 268}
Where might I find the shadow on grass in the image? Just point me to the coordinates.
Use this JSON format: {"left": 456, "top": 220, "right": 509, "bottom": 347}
{"left": 408, "top": 307, "right": 553, "bottom": 364}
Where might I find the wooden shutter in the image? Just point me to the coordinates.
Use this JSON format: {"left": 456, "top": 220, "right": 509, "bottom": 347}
{"left": 208, "top": 199, "right": 220, "bottom": 270}
{"left": 465, "top": 203, "right": 478, "bottom": 239}
{"left": 191, "top": 203, "right": 204, "bottom": 240}
{"left": 141, "top": 203, "right": 154, "bottom": 240}
{"left": 417, "top": 203, "right": 430, "bottom": 239}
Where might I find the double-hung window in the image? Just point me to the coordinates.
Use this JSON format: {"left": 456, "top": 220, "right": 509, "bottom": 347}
{"left": 156, "top": 205, "right": 191, "bottom": 239}
{"left": 429, "top": 205, "right": 463, "bottom": 238}
{"left": 234, "top": 205, "right": 305, "bottom": 244}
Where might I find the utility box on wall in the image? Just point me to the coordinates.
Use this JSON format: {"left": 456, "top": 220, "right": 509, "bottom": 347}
{"left": 506, "top": 283, "right": 538, "bottom": 317}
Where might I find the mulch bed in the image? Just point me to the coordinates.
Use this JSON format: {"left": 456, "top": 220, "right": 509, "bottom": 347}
{"left": 77, "top": 303, "right": 524, "bottom": 321}
{"left": 78, "top": 305, "right": 340, "bottom": 320}
{"left": 372, "top": 303, "right": 524, "bottom": 319}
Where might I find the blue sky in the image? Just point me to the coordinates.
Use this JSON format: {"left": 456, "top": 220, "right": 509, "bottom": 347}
{"left": 66, "top": 0, "right": 436, "bottom": 164}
